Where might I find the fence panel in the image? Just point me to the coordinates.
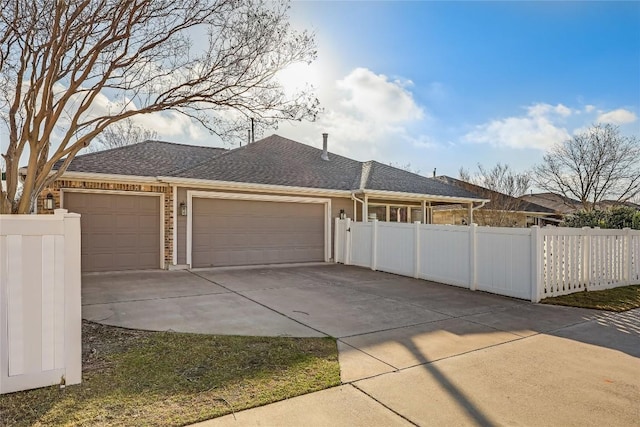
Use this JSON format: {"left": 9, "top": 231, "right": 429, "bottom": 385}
{"left": 376, "top": 222, "right": 415, "bottom": 276}
{"left": 476, "top": 227, "right": 532, "bottom": 300}
{"left": 350, "top": 222, "right": 373, "bottom": 268}
{"left": 0, "top": 210, "right": 81, "bottom": 394}
{"left": 589, "top": 229, "right": 628, "bottom": 290}
{"left": 419, "top": 225, "right": 470, "bottom": 288}
{"left": 541, "top": 227, "right": 587, "bottom": 298}
{"left": 333, "top": 219, "right": 639, "bottom": 302}
{"left": 631, "top": 233, "right": 640, "bottom": 282}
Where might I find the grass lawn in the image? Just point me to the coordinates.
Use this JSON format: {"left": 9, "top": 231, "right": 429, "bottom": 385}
{"left": 0, "top": 321, "right": 340, "bottom": 426}
{"left": 541, "top": 284, "right": 640, "bottom": 312}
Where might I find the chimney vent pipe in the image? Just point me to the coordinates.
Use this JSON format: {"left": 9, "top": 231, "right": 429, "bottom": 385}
{"left": 321, "top": 133, "right": 329, "bottom": 161}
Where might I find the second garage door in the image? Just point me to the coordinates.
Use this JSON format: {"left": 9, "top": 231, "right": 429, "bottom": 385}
{"left": 64, "top": 192, "right": 161, "bottom": 272}
{"left": 192, "top": 198, "right": 325, "bottom": 268}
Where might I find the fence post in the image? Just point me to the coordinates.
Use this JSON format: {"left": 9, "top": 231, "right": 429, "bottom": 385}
{"left": 414, "top": 221, "right": 420, "bottom": 279}
{"left": 530, "top": 226, "right": 542, "bottom": 302}
{"left": 582, "top": 227, "right": 592, "bottom": 291}
{"left": 62, "top": 211, "right": 82, "bottom": 386}
{"left": 371, "top": 219, "right": 378, "bottom": 271}
{"left": 334, "top": 218, "right": 340, "bottom": 263}
{"left": 623, "top": 227, "right": 631, "bottom": 285}
{"left": 345, "top": 218, "right": 352, "bottom": 266}
{"left": 469, "top": 223, "right": 477, "bottom": 291}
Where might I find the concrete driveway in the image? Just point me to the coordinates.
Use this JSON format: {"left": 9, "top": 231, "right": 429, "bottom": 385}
{"left": 82, "top": 264, "right": 640, "bottom": 426}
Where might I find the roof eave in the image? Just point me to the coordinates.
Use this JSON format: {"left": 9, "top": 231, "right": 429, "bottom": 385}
{"left": 54, "top": 171, "right": 162, "bottom": 184}
{"left": 358, "top": 189, "right": 490, "bottom": 204}
{"left": 158, "top": 176, "right": 353, "bottom": 197}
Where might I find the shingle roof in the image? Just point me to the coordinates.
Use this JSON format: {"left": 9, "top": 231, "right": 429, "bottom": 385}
{"left": 518, "top": 192, "right": 581, "bottom": 214}
{"left": 174, "top": 134, "right": 363, "bottom": 190}
{"left": 437, "top": 176, "right": 556, "bottom": 214}
{"left": 174, "top": 135, "right": 484, "bottom": 199}
{"left": 364, "top": 163, "right": 482, "bottom": 199}
{"left": 54, "top": 134, "right": 486, "bottom": 201}
{"left": 56, "top": 140, "right": 226, "bottom": 177}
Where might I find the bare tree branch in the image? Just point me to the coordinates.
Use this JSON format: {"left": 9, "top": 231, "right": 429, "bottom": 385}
{"left": 458, "top": 163, "right": 531, "bottom": 227}
{"left": 0, "top": 0, "right": 319, "bottom": 213}
{"left": 533, "top": 124, "right": 640, "bottom": 211}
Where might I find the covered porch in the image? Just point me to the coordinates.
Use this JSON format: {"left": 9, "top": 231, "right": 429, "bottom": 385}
{"left": 349, "top": 190, "right": 488, "bottom": 225}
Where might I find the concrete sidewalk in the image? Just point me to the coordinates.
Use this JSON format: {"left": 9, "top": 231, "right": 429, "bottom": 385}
{"left": 196, "top": 308, "right": 640, "bottom": 427}
{"left": 82, "top": 265, "right": 640, "bottom": 426}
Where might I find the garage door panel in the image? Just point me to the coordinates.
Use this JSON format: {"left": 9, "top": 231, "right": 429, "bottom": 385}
{"left": 65, "top": 192, "right": 161, "bottom": 272}
{"left": 192, "top": 198, "right": 325, "bottom": 268}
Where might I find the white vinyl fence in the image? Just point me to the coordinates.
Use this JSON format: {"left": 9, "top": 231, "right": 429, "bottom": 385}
{"left": 0, "top": 209, "right": 82, "bottom": 394}
{"left": 335, "top": 219, "right": 640, "bottom": 302}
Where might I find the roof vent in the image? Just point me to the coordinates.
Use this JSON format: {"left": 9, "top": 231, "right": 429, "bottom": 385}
{"left": 321, "top": 133, "right": 329, "bottom": 161}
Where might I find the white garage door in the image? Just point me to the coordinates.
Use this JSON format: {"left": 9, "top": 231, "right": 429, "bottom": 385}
{"left": 192, "top": 198, "right": 325, "bottom": 268}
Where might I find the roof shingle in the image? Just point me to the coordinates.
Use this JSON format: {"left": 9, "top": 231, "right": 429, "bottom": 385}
{"left": 57, "top": 140, "right": 226, "bottom": 177}
{"left": 55, "top": 134, "right": 486, "bottom": 201}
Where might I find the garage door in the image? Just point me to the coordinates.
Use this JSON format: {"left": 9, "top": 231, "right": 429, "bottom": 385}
{"left": 64, "top": 192, "right": 161, "bottom": 272}
{"left": 192, "top": 198, "right": 325, "bottom": 268}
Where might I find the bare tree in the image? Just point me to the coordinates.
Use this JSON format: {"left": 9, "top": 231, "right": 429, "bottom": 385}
{"left": 88, "top": 118, "right": 158, "bottom": 152}
{"left": 533, "top": 124, "right": 640, "bottom": 211}
{"left": 458, "top": 163, "right": 531, "bottom": 226}
{"left": 389, "top": 162, "right": 421, "bottom": 175}
{"left": 0, "top": 0, "right": 319, "bottom": 213}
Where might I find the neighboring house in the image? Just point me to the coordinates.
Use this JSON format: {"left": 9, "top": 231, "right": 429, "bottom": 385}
{"left": 433, "top": 176, "right": 556, "bottom": 227}
{"left": 520, "top": 192, "right": 640, "bottom": 214}
{"left": 519, "top": 192, "right": 581, "bottom": 218}
{"left": 28, "top": 135, "right": 486, "bottom": 272}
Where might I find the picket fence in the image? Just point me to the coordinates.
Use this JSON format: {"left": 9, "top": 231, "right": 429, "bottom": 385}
{"left": 334, "top": 219, "right": 640, "bottom": 302}
{"left": 0, "top": 209, "right": 82, "bottom": 394}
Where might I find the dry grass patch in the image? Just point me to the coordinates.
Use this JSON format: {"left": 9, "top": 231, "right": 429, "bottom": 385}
{"left": 541, "top": 285, "right": 640, "bottom": 312}
{"left": 0, "top": 321, "right": 340, "bottom": 426}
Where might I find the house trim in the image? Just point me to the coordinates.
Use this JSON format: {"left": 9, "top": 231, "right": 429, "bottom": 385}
{"left": 42, "top": 171, "right": 163, "bottom": 185}
{"left": 360, "top": 189, "right": 490, "bottom": 204}
{"left": 186, "top": 190, "right": 332, "bottom": 268}
{"left": 161, "top": 176, "right": 351, "bottom": 198}
{"left": 60, "top": 188, "right": 165, "bottom": 269}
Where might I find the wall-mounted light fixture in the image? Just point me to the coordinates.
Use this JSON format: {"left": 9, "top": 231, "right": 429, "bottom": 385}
{"left": 44, "top": 193, "right": 55, "bottom": 210}
{"left": 179, "top": 202, "right": 187, "bottom": 216}
{"left": 339, "top": 209, "right": 346, "bottom": 219}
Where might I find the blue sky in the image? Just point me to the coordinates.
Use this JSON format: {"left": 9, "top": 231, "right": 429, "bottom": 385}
{"left": 269, "top": 1, "right": 640, "bottom": 177}
{"left": 4, "top": 1, "right": 636, "bottom": 181}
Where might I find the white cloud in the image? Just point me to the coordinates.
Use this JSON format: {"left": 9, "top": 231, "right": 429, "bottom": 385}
{"left": 597, "top": 108, "right": 637, "bottom": 124}
{"left": 336, "top": 67, "right": 424, "bottom": 123}
{"left": 584, "top": 105, "right": 596, "bottom": 113}
{"left": 464, "top": 103, "right": 572, "bottom": 150}
{"left": 276, "top": 67, "right": 434, "bottom": 164}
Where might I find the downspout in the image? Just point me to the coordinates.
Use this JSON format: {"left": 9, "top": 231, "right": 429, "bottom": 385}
{"left": 470, "top": 200, "right": 488, "bottom": 225}
{"left": 351, "top": 192, "right": 365, "bottom": 222}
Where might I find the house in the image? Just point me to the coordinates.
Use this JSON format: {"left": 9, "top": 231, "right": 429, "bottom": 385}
{"left": 433, "top": 176, "right": 557, "bottom": 227}
{"left": 518, "top": 192, "right": 581, "bottom": 218}
{"left": 33, "top": 134, "right": 486, "bottom": 272}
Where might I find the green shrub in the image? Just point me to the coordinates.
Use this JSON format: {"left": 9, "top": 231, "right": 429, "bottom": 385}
{"left": 562, "top": 206, "right": 640, "bottom": 229}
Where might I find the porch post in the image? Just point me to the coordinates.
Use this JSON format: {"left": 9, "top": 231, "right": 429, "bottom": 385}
{"left": 363, "top": 195, "right": 368, "bottom": 222}
{"left": 468, "top": 202, "right": 474, "bottom": 225}
{"left": 422, "top": 200, "right": 426, "bottom": 224}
